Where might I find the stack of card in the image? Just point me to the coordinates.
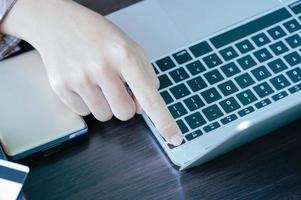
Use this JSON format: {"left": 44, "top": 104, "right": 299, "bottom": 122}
{"left": 0, "top": 146, "right": 29, "bottom": 200}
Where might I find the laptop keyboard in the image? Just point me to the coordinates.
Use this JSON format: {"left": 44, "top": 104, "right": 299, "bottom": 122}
{"left": 152, "top": 1, "right": 301, "bottom": 148}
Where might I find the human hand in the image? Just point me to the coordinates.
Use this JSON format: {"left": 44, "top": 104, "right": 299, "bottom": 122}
{"left": 1, "top": 0, "right": 184, "bottom": 145}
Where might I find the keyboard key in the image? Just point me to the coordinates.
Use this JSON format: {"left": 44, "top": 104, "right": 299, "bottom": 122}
{"left": 220, "top": 114, "right": 238, "bottom": 125}
{"left": 284, "top": 51, "right": 301, "bottom": 66}
{"left": 219, "top": 46, "right": 239, "bottom": 61}
{"left": 189, "top": 41, "right": 213, "bottom": 57}
{"left": 267, "top": 26, "right": 287, "bottom": 40}
{"left": 289, "top": 83, "right": 301, "bottom": 93}
{"left": 185, "top": 130, "right": 203, "bottom": 141}
{"left": 158, "top": 74, "right": 173, "bottom": 90}
{"left": 160, "top": 90, "right": 174, "bottom": 105}
{"left": 219, "top": 97, "right": 241, "bottom": 113}
{"left": 201, "top": 88, "right": 222, "bottom": 104}
{"left": 253, "top": 82, "right": 275, "bottom": 98}
{"left": 238, "top": 106, "right": 255, "bottom": 117}
{"left": 234, "top": 73, "right": 255, "bottom": 89}
{"left": 283, "top": 19, "right": 301, "bottom": 33}
{"left": 289, "top": 2, "right": 301, "bottom": 14}
{"left": 203, "top": 122, "right": 221, "bottom": 133}
{"left": 168, "top": 102, "right": 188, "bottom": 119}
{"left": 186, "top": 60, "right": 206, "bottom": 75}
{"left": 187, "top": 76, "right": 207, "bottom": 92}
{"left": 235, "top": 39, "right": 255, "bottom": 54}
{"left": 220, "top": 62, "right": 241, "bottom": 77}
{"left": 210, "top": 8, "right": 292, "bottom": 48}
{"left": 286, "top": 67, "right": 301, "bottom": 83}
{"left": 170, "top": 83, "right": 191, "bottom": 99}
{"left": 269, "top": 41, "right": 289, "bottom": 55}
{"left": 169, "top": 68, "right": 189, "bottom": 83}
{"left": 237, "top": 55, "right": 257, "bottom": 70}
{"left": 251, "top": 32, "right": 271, "bottom": 47}
{"left": 271, "top": 91, "right": 288, "bottom": 101}
{"left": 184, "top": 112, "right": 207, "bottom": 129}
{"left": 184, "top": 95, "right": 205, "bottom": 111}
{"left": 270, "top": 74, "right": 291, "bottom": 90}
{"left": 251, "top": 65, "right": 272, "bottom": 81}
{"left": 236, "top": 89, "right": 258, "bottom": 106}
{"left": 156, "top": 56, "right": 176, "bottom": 72}
{"left": 176, "top": 119, "right": 189, "bottom": 134}
{"left": 172, "top": 50, "right": 193, "bottom": 65}
{"left": 255, "top": 98, "right": 272, "bottom": 109}
{"left": 253, "top": 48, "right": 273, "bottom": 63}
{"left": 202, "top": 104, "right": 224, "bottom": 121}
{"left": 267, "top": 58, "right": 288, "bottom": 74}
{"left": 217, "top": 80, "right": 239, "bottom": 96}
{"left": 202, "top": 53, "right": 223, "bottom": 68}
{"left": 204, "top": 69, "right": 224, "bottom": 84}
{"left": 285, "top": 34, "right": 301, "bottom": 49}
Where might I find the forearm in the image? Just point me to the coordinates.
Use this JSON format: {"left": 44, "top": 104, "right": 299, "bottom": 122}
{"left": 1, "top": 0, "right": 36, "bottom": 40}
{"left": 1, "top": 0, "right": 109, "bottom": 49}
{"left": 1, "top": 0, "right": 75, "bottom": 46}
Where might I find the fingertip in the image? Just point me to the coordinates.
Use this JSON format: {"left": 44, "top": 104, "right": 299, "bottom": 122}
{"left": 73, "top": 107, "right": 91, "bottom": 116}
{"left": 157, "top": 120, "right": 184, "bottom": 146}
{"left": 94, "top": 111, "right": 113, "bottom": 122}
{"left": 135, "top": 102, "right": 143, "bottom": 114}
{"left": 117, "top": 110, "right": 136, "bottom": 121}
{"left": 168, "top": 133, "right": 184, "bottom": 146}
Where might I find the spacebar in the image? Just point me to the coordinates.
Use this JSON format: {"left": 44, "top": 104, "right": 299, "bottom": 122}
{"left": 210, "top": 7, "right": 292, "bottom": 49}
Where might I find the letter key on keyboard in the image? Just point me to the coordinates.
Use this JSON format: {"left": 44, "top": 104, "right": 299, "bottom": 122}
{"left": 185, "top": 112, "right": 207, "bottom": 129}
{"left": 170, "top": 83, "right": 191, "bottom": 99}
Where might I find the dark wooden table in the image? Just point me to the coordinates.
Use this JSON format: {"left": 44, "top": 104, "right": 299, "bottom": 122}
{"left": 20, "top": 1, "right": 301, "bottom": 199}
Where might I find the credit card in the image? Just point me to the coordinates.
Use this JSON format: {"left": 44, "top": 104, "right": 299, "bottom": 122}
{"left": 0, "top": 145, "right": 5, "bottom": 160}
{"left": 0, "top": 159, "right": 29, "bottom": 200}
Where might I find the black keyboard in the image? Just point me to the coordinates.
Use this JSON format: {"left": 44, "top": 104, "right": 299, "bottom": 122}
{"left": 152, "top": 1, "right": 301, "bottom": 147}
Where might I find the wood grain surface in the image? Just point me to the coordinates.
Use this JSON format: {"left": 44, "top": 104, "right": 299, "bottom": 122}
{"left": 20, "top": 1, "right": 301, "bottom": 199}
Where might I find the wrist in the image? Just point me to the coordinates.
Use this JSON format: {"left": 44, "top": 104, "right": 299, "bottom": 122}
{"left": 0, "top": 0, "right": 72, "bottom": 48}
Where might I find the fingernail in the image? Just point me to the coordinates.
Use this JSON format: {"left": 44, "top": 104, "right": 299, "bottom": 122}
{"left": 169, "top": 134, "right": 184, "bottom": 146}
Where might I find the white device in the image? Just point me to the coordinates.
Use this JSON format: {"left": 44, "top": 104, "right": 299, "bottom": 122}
{"left": 107, "top": 0, "right": 301, "bottom": 170}
{"left": 0, "top": 159, "right": 29, "bottom": 200}
{"left": 0, "top": 51, "right": 88, "bottom": 160}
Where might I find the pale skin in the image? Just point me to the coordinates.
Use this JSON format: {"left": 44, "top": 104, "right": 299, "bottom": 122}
{"left": 1, "top": 0, "right": 184, "bottom": 145}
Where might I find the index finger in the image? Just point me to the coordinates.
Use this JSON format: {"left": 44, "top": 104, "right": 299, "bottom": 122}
{"left": 122, "top": 60, "right": 184, "bottom": 146}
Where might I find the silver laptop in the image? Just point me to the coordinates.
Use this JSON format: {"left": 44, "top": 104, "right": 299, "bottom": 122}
{"left": 108, "top": 0, "right": 301, "bottom": 170}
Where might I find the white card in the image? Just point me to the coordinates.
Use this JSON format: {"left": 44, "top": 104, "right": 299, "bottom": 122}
{"left": 0, "top": 159, "right": 29, "bottom": 200}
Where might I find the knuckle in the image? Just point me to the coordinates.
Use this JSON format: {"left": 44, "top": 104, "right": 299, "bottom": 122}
{"left": 90, "top": 65, "right": 112, "bottom": 83}
{"left": 96, "top": 65, "right": 111, "bottom": 78}
{"left": 110, "top": 42, "right": 132, "bottom": 59}
{"left": 68, "top": 72, "right": 88, "bottom": 85}
{"left": 49, "top": 77, "right": 65, "bottom": 93}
